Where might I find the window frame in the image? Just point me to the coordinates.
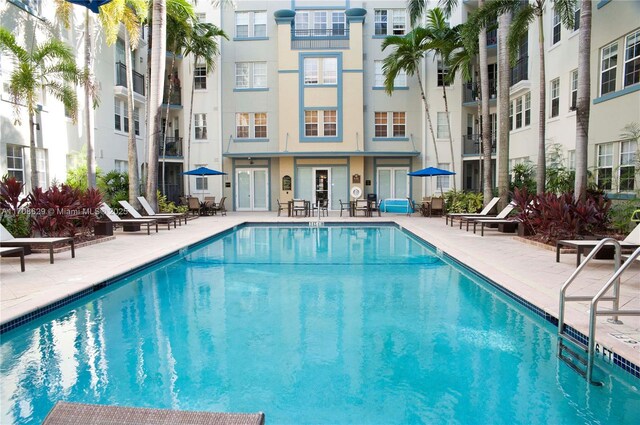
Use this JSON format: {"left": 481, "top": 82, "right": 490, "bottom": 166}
{"left": 550, "top": 78, "right": 560, "bottom": 118}
{"left": 437, "top": 112, "right": 450, "bottom": 139}
{"left": 570, "top": 69, "right": 578, "bottom": 110}
{"left": 619, "top": 140, "right": 637, "bottom": 191}
{"left": 235, "top": 62, "right": 267, "bottom": 89}
{"left": 437, "top": 59, "right": 451, "bottom": 87}
{"left": 623, "top": 30, "right": 640, "bottom": 88}
{"left": 552, "top": 8, "right": 561, "bottom": 45}
{"left": 374, "top": 9, "right": 406, "bottom": 36}
{"left": 597, "top": 143, "right": 614, "bottom": 190}
{"left": 374, "top": 111, "right": 406, "bottom": 139}
{"left": 235, "top": 11, "right": 267, "bottom": 39}
{"left": 194, "top": 113, "right": 207, "bottom": 140}
{"left": 235, "top": 112, "right": 268, "bottom": 139}
{"left": 303, "top": 109, "right": 338, "bottom": 138}
{"left": 600, "top": 42, "right": 618, "bottom": 96}
{"left": 194, "top": 65, "right": 207, "bottom": 90}
{"left": 374, "top": 60, "right": 406, "bottom": 87}
{"left": 6, "top": 144, "right": 24, "bottom": 183}
{"left": 524, "top": 92, "right": 531, "bottom": 126}
{"left": 303, "top": 57, "right": 337, "bottom": 85}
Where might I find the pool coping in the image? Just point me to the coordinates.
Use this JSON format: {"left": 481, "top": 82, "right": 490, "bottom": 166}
{"left": 1, "top": 220, "right": 639, "bottom": 382}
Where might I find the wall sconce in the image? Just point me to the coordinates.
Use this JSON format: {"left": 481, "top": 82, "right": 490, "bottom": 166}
{"left": 248, "top": 157, "right": 254, "bottom": 165}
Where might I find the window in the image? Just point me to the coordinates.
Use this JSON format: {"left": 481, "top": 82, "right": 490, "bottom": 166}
{"left": 509, "top": 101, "right": 513, "bottom": 131}
{"left": 620, "top": 140, "right": 637, "bottom": 191}
{"left": 375, "top": 112, "right": 387, "bottom": 137}
{"left": 393, "top": 112, "right": 406, "bottom": 137}
{"left": 114, "top": 99, "right": 136, "bottom": 134}
{"left": 515, "top": 97, "right": 523, "bottom": 128}
{"left": 304, "top": 110, "right": 337, "bottom": 137}
{"left": 510, "top": 93, "right": 530, "bottom": 130}
{"left": 600, "top": 42, "right": 618, "bottom": 95}
{"left": 437, "top": 59, "right": 450, "bottom": 86}
{"left": 133, "top": 107, "right": 140, "bottom": 136}
{"left": 194, "top": 65, "right": 207, "bottom": 90}
{"left": 550, "top": 78, "right": 560, "bottom": 117}
{"left": 36, "top": 149, "right": 47, "bottom": 188}
{"left": 6, "top": 145, "right": 24, "bottom": 182}
{"left": 195, "top": 177, "right": 208, "bottom": 190}
{"left": 437, "top": 112, "right": 450, "bottom": 139}
{"left": 573, "top": 4, "right": 580, "bottom": 31}
{"left": 524, "top": 92, "right": 531, "bottom": 126}
{"left": 375, "top": 9, "right": 406, "bottom": 36}
{"left": 374, "top": 61, "right": 406, "bottom": 87}
{"left": 437, "top": 163, "right": 450, "bottom": 190}
{"left": 114, "top": 99, "right": 122, "bottom": 131}
{"left": 114, "top": 160, "right": 128, "bottom": 173}
{"left": 624, "top": 30, "right": 640, "bottom": 88}
{"left": 235, "top": 62, "right": 267, "bottom": 89}
{"left": 304, "top": 57, "right": 337, "bottom": 85}
{"left": 597, "top": 143, "right": 613, "bottom": 190}
{"left": 552, "top": 9, "right": 561, "bottom": 45}
{"left": 568, "top": 150, "right": 576, "bottom": 170}
{"left": 294, "top": 10, "right": 346, "bottom": 36}
{"left": 374, "top": 112, "right": 406, "bottom": 138}
{"left": 236, "top": 112, "right": 268, "bottom": 139}
{"left": 195, "top": 113, "right": 207, "bottom": 139}
{"left": 235, "top": 11, "right": 267, "bottom": 38}
{"left": 570, "top": 69, "right": 578, "bottom": 109}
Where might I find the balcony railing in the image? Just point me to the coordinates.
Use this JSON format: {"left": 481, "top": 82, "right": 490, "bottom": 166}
{"left": 162, "top": 87, "right": 181, "bottom": 105}
{"left": 462, "top": 134, "right": 496, "bottom": 156}
{"left": 510, "top": 56, "right": 529, "bottom": 86}
{"left": 463, "top": 81, "right": 497, "bottom": 103}
{"left": 158, "top": 137, "right": 183, "bottom": 157}
{"left": 115, "top": 62, "right": 145, "bottom": 96}
{"left": 486, "top": 28, "right": 497, "bottom": 46}
{"left": 291, "top": 28, "right": 350, "bottom": 49}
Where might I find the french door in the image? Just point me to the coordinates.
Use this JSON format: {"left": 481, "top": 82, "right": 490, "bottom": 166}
{"left": 376, "top": 167, "right": 409, "bottom": 200}
{"left": 236, "top": 168, "right": 268, "bottom": 211}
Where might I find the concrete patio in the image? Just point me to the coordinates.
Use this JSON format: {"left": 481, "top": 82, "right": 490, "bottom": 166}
{"left": 1, "top": 212, "right": 638, "bottom": 377}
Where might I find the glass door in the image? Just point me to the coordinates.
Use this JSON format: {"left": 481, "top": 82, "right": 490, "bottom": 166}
{"left": 313, "top": 168, "right": 330, "bottom": 208}
{"left": 236, "top": 168, "right": 268, "bottom": 211}
{"left": 377, "top": 167, "right": 409, "bottom": 200}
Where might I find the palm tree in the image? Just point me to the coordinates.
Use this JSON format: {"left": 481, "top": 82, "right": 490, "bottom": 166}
{"left": 497, "top": 11, "right": 512, "bottom": 209}
{"left": 573, "top": 0, "right": 591, "bottom": 201}
{"left": 470, "top": 0, "right": 577, "bottom": 194}
{"left": 100, "top": 0, "right": 149, "bottom": 208}
{"left": 183, "top": 21, "right": 226, "bottom": 195}
{"left": 0, "top": 28, "right": 83, "bottom": 190}
{"left": 382, "top": 28, "right": 440, "bottom": 169}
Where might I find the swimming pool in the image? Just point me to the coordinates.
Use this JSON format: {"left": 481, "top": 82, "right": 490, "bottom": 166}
{"left": 1, "top": 224, "right": 638, "bottom": 424}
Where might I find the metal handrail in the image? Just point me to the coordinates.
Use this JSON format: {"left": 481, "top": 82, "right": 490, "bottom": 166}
{"left": 586, "top": 247, "right": 640, "bottom": 382}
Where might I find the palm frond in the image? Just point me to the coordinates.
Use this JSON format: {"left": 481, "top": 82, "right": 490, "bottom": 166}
{"left": 53, "top": 0, "right": 73, "bottom": 29}
{"left": 32, "top": 39, "right": 74, "bottom": 65}
{"left": 0, "top": 28, "right": 28, "bottom": 62}
{"left": 407, "top": 0, "right": 427, "bottom": 27}
{"left": 554, "top": 0, "right": 577, "bottom": 30}
{"left": 508, "top": 4, "right": 535, "bottom": 65}
{"left": 438, "top": 0, "right": 460, "bottom": 18}
{"left": 47, "top": 81, "right": 79, "bottom": 122}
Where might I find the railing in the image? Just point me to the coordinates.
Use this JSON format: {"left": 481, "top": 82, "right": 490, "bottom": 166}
{"left": 486, "top": 28, "right": 497, "bottom": 46}
{"left": 463, "top": 81, "right": 497, "bottom": 103}
{"left": 291, "top": 28, "right": 350, "bottom": 49}
{"left": 462, "top": 134, "right": 496, "bottom": 156}
{"left": 510, "top": 56, "right": 529, "bottom": 86}
{"left": 115, "top": 62, "right": 145, "bottom": 96}
{"left": 162, "top": 87, "right": 181, "bottom": 105}
{"left": 158, "top": 137, "right": 183, "bottom": 157}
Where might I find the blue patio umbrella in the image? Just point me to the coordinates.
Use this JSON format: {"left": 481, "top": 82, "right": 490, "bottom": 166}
{"left": 408, "top": 167, "right": 456, "bottom": 195}
{"left": 182, "top": 167, "right": 226, "bottom": 201}
{"left": 64, "top": 0, "right": 114, "bottom": 13}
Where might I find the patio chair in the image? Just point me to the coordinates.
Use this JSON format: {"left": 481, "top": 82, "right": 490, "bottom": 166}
{"left": 457, "top": 202, "right": 516, "bottom": 230}
{"left": 312, "top": 199, "right": 329, "bottom": 217}
{"left": 0, "top": 224, "right": 75, "bottom": 264}
{"left": 0, "top": 246, "right": 26, "bottom": 272}
{"left": 429, "top": 197, "right": 445, "bottom": 217}
{"left": 445, "top": 197, "right": 500, "bottom": 225}
{"left": 354, "top": 199, "right": 369, "bottom": 217}
{"left": 119, "top": 201, "right": 177, "bottom": 230}
{"left": 99, "top": 203, "right": 158, "bottom": 235}
{"left": 42, "top": 401, "right": 265, "bottom": 425}
{"left": 212, "top": 196, "right": 227, "bottom": 216}
{"left": 187, "top": 197, "right": 201, "bottom": 216}
{"left": 137, "top": 196, "right": 188, "bottom": 224}
{"left": 276, "top": 199, "right": 286, "bottom": 216}
{"left": 292, "top": 199, "right": 307, "bottom": 217}
{"left": 339, "top": 199, "right": 350, "bottom": 217}
{"left": 204, "top": 196, "right": 216, "bottom": 216}
{"left": 556, "top": 224, "right": 640, "bottom": 267}
{"left": 368, "top": 194, "right": 381, "bottom": 217}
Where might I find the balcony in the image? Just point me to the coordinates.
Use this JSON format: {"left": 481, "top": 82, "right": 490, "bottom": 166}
{"left": 291, "top": 28, "right": 350, "bottom": 49}
{"left": 162, "top": 87, "right": 181, "bottom": 105}
{"left": 115, "top": 62, "right": 145, "bottom": 96}
{"left": 463, "top": 81, "right": 497, "bottom": 104}
{"left": 462, "top": 134, "right": 496, "bottom": 156}
{"left": 510, "top": 56, "right": 528, "bottom": 86}
{"left": 486, "top": 29, "right": 497, "bottom": 46}
{"left": 158, "top": 137, "right": 183, "bottom": 158}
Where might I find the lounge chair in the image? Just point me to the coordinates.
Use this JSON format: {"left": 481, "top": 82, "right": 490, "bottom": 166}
{"left": 137, "top": 196, "right": 188, "bottom": 224}
{"left": 445, "top": 197, "right": 500, "bottom": 225}
{"left": 0, "top": 224, "right": 74, "bottom": 264}
{"left": 458, "top": 202, "right": 516, "bottom": 230}
{"left": 99, "top": 203, "right": 158, "bottom": 235}
{"left": 0, "top": 246, "right": 26, "bottom": 272}
{"left": 472, "top": 218, "right": 521, "bottom": 236}
{"left": 556, "top": 225, "right": 640, "bottom": 267}
{"left": 43, "top": 401, "right": 265, "bottom": 425}
{"left": 119, "top": 201, "right": 177, "bottom": 230}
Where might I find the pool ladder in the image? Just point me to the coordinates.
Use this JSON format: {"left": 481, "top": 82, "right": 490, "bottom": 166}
{"left": 557, "top": 238, "right": 640, "bottom": 385}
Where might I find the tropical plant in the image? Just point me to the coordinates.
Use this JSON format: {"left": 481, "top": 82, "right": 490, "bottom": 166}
{"left": 545, "top": 143, "right": 574, "bottom": 194}
{"left": 28, "top": 185, "right": 82, "bottom": 237}
{"left": 78, "top": 187, "right": 103, "bottom": 236}
{"left": 0, "top": 212, "right": 31, "bottom": 238}
{"left": 510, "top": 161, "right": 536, "bottom": 193}
{"left": 0, "top": 175, "right": 28, "bottom": 215}
{"left": 66, "top": 164, "right": 103, "bottom": 192}
{"left": 183, "top": 20, "right": 226, "bottom": 195}
{"left": 444, "top": 191, "right": 484, "bottom": 213}
{"left": 98, "top": 170, "right": 129, "bottom": 210}
{"left": 100, "top": 0, "right": 149, "bottom": 208}
{"left": 157, "top": 190, "right": 187, "bottom": 213}
{"left": 382, "top": 28, "right": 440, "bottom": 167}
{"left": 0, "top": 28, "right": 83, "bottom": 190}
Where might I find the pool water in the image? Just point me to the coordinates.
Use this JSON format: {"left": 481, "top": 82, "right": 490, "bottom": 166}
{"left": 1, "top": 225, "right": 639, "bottom": 424}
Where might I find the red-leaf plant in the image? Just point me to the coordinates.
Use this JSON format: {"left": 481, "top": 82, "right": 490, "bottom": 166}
{"left": 0, "top": 175, "right": 28, "bottom": 215}
{"left": 78, "top": 188, "right": 103, "bottom": 236}
{"left": 28, "top": 185, "right": 82, "bottom": 237}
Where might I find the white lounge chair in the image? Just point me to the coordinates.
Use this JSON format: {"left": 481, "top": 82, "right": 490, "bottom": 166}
{"left": 0, "top": 224, "right": 74, "bottom": 264}
{"left": 456, "top": 202, "right": 516, "bottom": 230}
{"left": 118, "top": 201, "right": 177, "bottom": 230}
{"left": 445, "top": 197, "right": 500, "bottom": 225}
{"left": 556, "top": 225, "right": 640, "bottom": 266}
{"left": 137, "top": 196, "right": 188, "bottom": 224}
{"left": 99, "top": 203, "right": 158, "bottom": 235}
{"left": 0, "top": 246, "right": 26, "bottom": 271}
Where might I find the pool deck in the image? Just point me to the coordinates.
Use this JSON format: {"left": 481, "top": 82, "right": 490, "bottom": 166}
{"left": 1, "top": 212, "right": 638, "bottom": 377}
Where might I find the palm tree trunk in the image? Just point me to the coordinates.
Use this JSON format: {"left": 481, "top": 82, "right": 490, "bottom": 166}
{"left": 85, "top": 9, "right": 96, "bottom": 189}
{"left": 479, "top": 1, "right": 492, "bottom": 206}
{"left": 125, "top": 31, "right": 140, "bottom": 208}
{"left": 497, "top": 11, "right": 512, "bottom": 209}
{"left": 574, "top": 0, "right": 591, "bottom": 201}
{"left": 441, "top": 84, "right": 457, "bottom": 191}
{"left": 146, "top": 0, "right": 167, "bottom": 211}
{"left": 161, "top": 56, "right": 177, "bottom": 197}
{"left": 187, "top": 61, "right": 196, "bottom": 197}
{"left": 416, "top": 69, "right": 440, "bottom": 167}
{"left": 28, "top": 111, "right": 38, "bottom": 189}
{"left": 536, "top": 11, "right": 546, "bottom": 194}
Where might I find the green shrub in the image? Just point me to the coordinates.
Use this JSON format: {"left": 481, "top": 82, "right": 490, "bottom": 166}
{"left": 444, "top": 191, "right": 483, "bottom": 214}
{"left": 98, "top": 171, "right": 129, "bottom": 210}
{"left": 66, "top": 164, "right": 103, "bottom": 192}
{"left": 609, "top": 199, "right": 640, "bottom": 233}
{"left": 510, "top": 161, "right": 536, "bottom": 194}
{"left": 157, "top": 190, "right": 188, "bottom": 213}
{"left": 0, "top": 212, "right": 31, "bottom": 237}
